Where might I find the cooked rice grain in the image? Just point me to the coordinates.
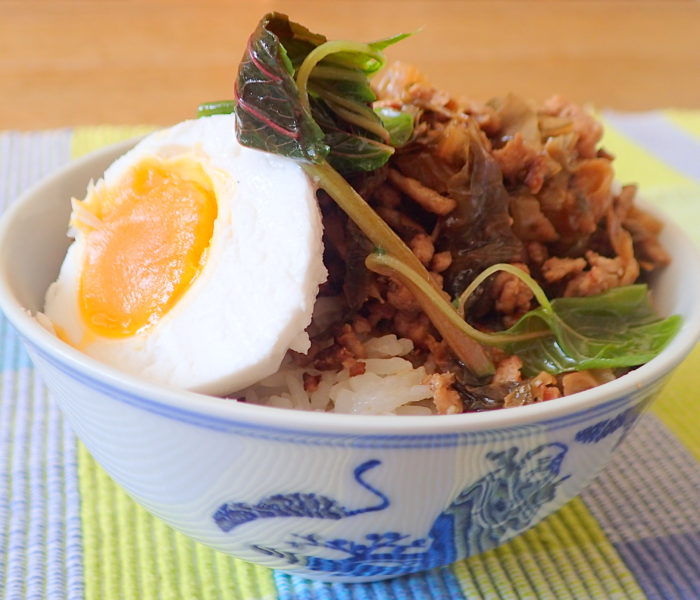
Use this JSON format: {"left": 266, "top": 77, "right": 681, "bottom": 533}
{"left": 241, "top": 334, "right": 437, "bottom": 415}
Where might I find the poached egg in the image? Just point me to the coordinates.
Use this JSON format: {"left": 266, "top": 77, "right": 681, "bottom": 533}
{"left": 44, "top": 114, "right": 327, "bottom": 395}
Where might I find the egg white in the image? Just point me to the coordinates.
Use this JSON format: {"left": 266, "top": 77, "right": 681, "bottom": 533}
{"left": 44, "top": 114, "right": 327, "bottom": 395}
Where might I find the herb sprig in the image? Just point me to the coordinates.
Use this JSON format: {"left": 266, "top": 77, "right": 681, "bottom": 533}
{"left": 201, "top": 12, "right": 681, "bottom": 378}
{"left": 229, "top": 13, "right": 494, "bottom": 377}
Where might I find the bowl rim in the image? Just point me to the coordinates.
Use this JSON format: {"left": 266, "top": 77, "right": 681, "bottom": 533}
{"left": 1, "top": 137, "right": 700, "bottom": 436}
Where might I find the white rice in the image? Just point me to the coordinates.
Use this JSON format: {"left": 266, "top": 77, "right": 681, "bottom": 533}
{"left": 240, "top": 334, "right": 436, "bottom": 415}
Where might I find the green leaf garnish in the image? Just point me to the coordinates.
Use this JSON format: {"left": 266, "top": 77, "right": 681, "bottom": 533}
{"left": 311, "top": 99, "right": 396, "bottom": 173}
{"left": 235, "top": 14, "right": 328, "bottom": 163}
{"left": 368, "top": 33, "right": 413, "bottom": 52}
{"left": 375, "top": 107, "right": 414, "bottom": 147}
{"left": 501, "top": 284, "right": 683, "bottom": 375}
{"left": 235, "top": 13, "right": 415, "bottom": 174}
{"left": 458, "top": 263, "right": 682, "bottom": 375}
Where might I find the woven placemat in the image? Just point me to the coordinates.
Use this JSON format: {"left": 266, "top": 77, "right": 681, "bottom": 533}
{"left": 1, "top": 112, "right": 699, "bottom": 599}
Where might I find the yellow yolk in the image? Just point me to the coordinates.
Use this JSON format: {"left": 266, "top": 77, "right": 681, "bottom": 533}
{"left": 75, "top": 157, "right": 217, "bottom": 338}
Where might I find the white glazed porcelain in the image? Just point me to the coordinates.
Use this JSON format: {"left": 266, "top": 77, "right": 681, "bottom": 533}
{"left": 1, "top": 139, "right": 699, "bottom": 582}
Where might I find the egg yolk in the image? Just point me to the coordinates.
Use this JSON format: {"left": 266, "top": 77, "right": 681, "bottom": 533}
{"left": 76, "top": 157, "right": 217, "bottom": 338}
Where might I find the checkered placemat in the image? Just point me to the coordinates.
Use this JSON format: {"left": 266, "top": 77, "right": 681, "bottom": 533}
{"left": 1, "top": 113, "right": 699, "bottom": 599}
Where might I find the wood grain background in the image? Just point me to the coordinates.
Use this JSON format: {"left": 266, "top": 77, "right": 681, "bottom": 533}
{"left": 2, "top": 0, "right": 699, "bottom": 129}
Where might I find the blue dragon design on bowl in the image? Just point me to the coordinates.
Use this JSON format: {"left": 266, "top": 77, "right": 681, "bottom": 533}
{"left": 213, "top": 459, "right": 389, "bottom": 532}
{"left": 213, "top": 442, "right": 569, "bottom": 577}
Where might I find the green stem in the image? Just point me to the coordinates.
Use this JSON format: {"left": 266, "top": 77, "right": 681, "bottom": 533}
{"left": 303, "top": 161, "right": 426, "bottom": 274}
{"left": 296, "top": 40, "right": 383, "bottom": 114}
{"left": 304, "top": 161, "right": 496, "bottom": 377}
{"left": 309, "top": 65, "right": 367, "bottom": 83}
{"left": 368, "top": 254, "right": 548, "bottom": 347}
{"left": 310, "top": 85, "right": 391, "bottom": 143}
{"left": 324, "top": 102, "right": 393, "bottom": 144}
{"left": 457, "top": 263, "right": 554, "bottom": 317}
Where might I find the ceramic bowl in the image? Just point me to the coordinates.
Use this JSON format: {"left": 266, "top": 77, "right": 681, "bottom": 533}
{"left": 1, "top": 139, "right": 699, "bottom": 582}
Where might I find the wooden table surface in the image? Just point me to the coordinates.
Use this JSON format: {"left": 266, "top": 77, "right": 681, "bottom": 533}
{"left": 2, "top": 0, "right": 699, "bottom": 130}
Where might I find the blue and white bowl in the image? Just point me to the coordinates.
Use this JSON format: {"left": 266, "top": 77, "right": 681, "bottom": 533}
{"left": 1, "top": 140, "right": 699, "bottom": 582}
